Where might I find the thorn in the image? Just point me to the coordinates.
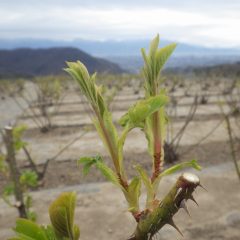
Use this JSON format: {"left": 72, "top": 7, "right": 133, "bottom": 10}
{"left": 174, "top": 187, "right": 182, "bottom": 200}
{"left": 180, "top": 199, "right": 191, "bottom": 217}
{"left": 168, "top": 218, "right": 183, "bottom": 237}
{"left": 199, "top": 183, "right": 208, "bottom": 192}
{"left": 189, "top": 195, "right": 199, "bottom": 206}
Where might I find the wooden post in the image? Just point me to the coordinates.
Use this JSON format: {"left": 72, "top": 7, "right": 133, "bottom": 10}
{"left": 3, "top": 125, "right": 27, "bottom": 218}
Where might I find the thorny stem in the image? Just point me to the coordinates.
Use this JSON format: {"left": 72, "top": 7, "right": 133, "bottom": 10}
{"left": 128, "top": 173, "right": 200, "bottom": 240}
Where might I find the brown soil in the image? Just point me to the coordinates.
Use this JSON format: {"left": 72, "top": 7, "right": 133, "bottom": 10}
{"left": 0, "top": 81, "right": 240, "bottom": 239}
{"left": 1, "top": 164, "right": 240, "bottom": 240}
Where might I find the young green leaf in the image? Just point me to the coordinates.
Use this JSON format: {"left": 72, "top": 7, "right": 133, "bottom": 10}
{"left": 49, "top": 192, "right": 80, "bottom": 240}
{"left": 142, "top": 35, "right": 177, "bottom": 94}
{"left": 12, "top": 125, "right": 28, "bottom": 151}
{"left": 25, "top": 195, "right": 33, "bottom": 209}
{"left": 118, "top": 112, "right": 130, "bottom": 127}
{"left": 11, "top": 218, "right": 48, "bottom": 240}
{"left": 65, "top": 61, "right": 105, "bottom": 117}
{"left": 149, "top": 34, "right": 160, "bottom": 56}
{"left": 125, "top": 177, "right": 141, "bottom": 213}
{"left": 93, "top": 115, "right": 121, "bottom": 174}
{"left": 120, "top": 94, "right": 168, "bottom": 128}
{"left": 41, "top": 225, "right": 58, "bottom": 240}
{"left": 155, "top": 43, "right": 177, "bottom": 77}
{"left": 129, "top": 95, "right": 168, "bottom": 126}
{"left": 3, "top": 183, "right": 15, "bottom": 196}
{"left": 2, "top": 183, "right": 15, "bottom": 207}
{"left": 135, "top": 165, "right": 155, "bottom": 208}
{"left": 20, "top": 170, "right": 38, "bottom": 188}
{"left": 152, "top": 160, "right": 202, "bottom": 193}
{"left": 78, "top": 155, "right": 122, "bottom": 189}
{"left": 77, "top": 156, "right": 98, "bottom": 176}
{"left": 66, "top": 60, "right": 121, "bottom": 175}
{"left": 159, "top": 159, "right": 202, "bottom": 178}
{"left": 26, "top": 211, "right": 37, "bottom": 222}
{"left": 95, "top": 160, "right": 122, "bottom": 189}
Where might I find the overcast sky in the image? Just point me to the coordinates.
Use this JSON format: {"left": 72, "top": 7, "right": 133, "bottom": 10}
{"left": 0, "top": 0, "right": 240, "bottom": 48}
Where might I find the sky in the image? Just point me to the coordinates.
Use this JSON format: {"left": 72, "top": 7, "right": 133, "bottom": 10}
{"left": 0, "top": 0, "right": 240, "bottom": 48}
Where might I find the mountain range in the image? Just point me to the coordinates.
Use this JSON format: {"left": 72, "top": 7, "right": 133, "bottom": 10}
{"left": 0, "top": 47, "right": 123, "bottom": 77}
{"left": 1, "top": 38, "right": 240, "bottom": 57}
{"left": 0, "top": 38, "right": 240, "bottom": 76}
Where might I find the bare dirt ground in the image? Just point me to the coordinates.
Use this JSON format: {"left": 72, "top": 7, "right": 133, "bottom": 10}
{"left": 0, "top": 80, "right": 240, "bottom": 239}
{"left": 1, "top": 163, "right": 240, "bottom": 240}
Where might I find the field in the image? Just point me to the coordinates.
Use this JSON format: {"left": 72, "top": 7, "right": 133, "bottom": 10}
{"left": 0, "top": 72, "right": 240, "bottom": 239}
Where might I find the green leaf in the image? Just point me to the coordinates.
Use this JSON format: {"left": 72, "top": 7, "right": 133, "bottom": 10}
{"left": 12, "top": 218, "right": 48, "bottom": 240}
{"left": 77, "top": 156, "right": 97, "bottom": 176}
{"left": 73, "top": 225, "right": 80, "bottom": 240}
{"left": 118, "top": 112, "right": 129, "bottom": 127}
{"left": 119, "top": 94, "right": 167, "bottom": 160}
{"left": 25, "top": 195, "right": 33, "bottom": 209}
{"left": 95, "top": 159, "right": 122, "bottom": 189}
{"left": 26, "top": 211, "right": 37, "bottom": 222}
{"left": 102, "top": 111, "right": 119, "bottom": 159}
{"left": 93, "top": 112, "right": 121, "bottom": 174}
{"left": 144, "top": 116, "right": 154, "bottom": 156}
{"left": 125, "top": 177, "right": 141, "bottom": 212}
{"left": 149, "top": 34, "right": 160, "bottom": 56}
{"left": 41, "top": 225, "right": 58, "bottom": 240}
{"left": 13, "top": 125, "right": 28, "bottom": 151}
{"left": 141, "top": 35, "right": 177, "bottom": 97}
{"left": 78, "top": 155, "right": 121, "bottom": 188}
{"left": 3, "top": 183, "right": 14, "bottom": 196}
{"left": 152, "top": 160, "right": 202, "bottom": 195}
{"left": 49, "top": 192, "right": 80, "bottom": 240}
{"left": 159, "top": 159, "right": 202, "bottom": 178}
{"left": 135, "top": 165, "right": 155, "bottom": 208}
{"left": 121, "top": 94, "right": 168, "bottom": 128}
{"left": 117, "top": 124, "right": 133, "bottom": 173}
{"left": 20, "top": 170, "right": 38, "bottom": 188}
{"left": 66, "top": 61, "right": 122, "bottom": 175}
{"left": 13, "top": 125, "right": 27, "bottom": 140}
{"left": 65, "top": 61, "right": 106, "bottom": 117}
{"left": 158, "top": 105, "right": 168, "bottom": 145}
{"left": 156, "top": 43, "right": 177, "bottom": 75}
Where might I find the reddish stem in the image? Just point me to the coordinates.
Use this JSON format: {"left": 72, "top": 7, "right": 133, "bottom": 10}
{"left": 151, "top": 111, "right": 162, "bottom": 182}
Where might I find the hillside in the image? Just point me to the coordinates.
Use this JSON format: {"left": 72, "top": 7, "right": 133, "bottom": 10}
{"left": 0, "top": 47, "right": 124, "bottom": 77}
{"left": 192, "top": 61, "right": 240, "bottom": 76}
{"left": 109, "top": 55, "right": 240, "bottom": 73}
{"left": 167, "top": 61, "right": 240, "bottom": 77}
{"left": 1, "top": 38, "right": 240, "bottom": 56}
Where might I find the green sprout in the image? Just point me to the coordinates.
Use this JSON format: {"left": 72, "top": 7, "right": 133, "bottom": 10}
{"left": 11, "top": 35, "right": 203, "bottom": 240}
{"left": 65, "top": 34, "right": 202, "bottom": 238}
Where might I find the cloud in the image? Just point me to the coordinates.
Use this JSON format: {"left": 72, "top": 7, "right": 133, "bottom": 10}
{"left": 0, "top": 1, "right": 240, "bottom": 47}
{"left": 2, "top": 0, "right": 240, "bottom": 10}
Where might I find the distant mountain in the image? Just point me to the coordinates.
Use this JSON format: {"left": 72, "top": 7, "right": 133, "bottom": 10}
{"left": 191, "top": 61, "right": 240, "bottom": 77}
{"left": 0, "top": 47, "right": 124, "bottom": 77}
{"left": 1, "top": 38, "right": 240, "bottom": 76}
{"left": 1, "top": 38, "right": 240, "bottom": 57}
{"left": 109, "top": 55, "right": 240, "bottom": 73}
